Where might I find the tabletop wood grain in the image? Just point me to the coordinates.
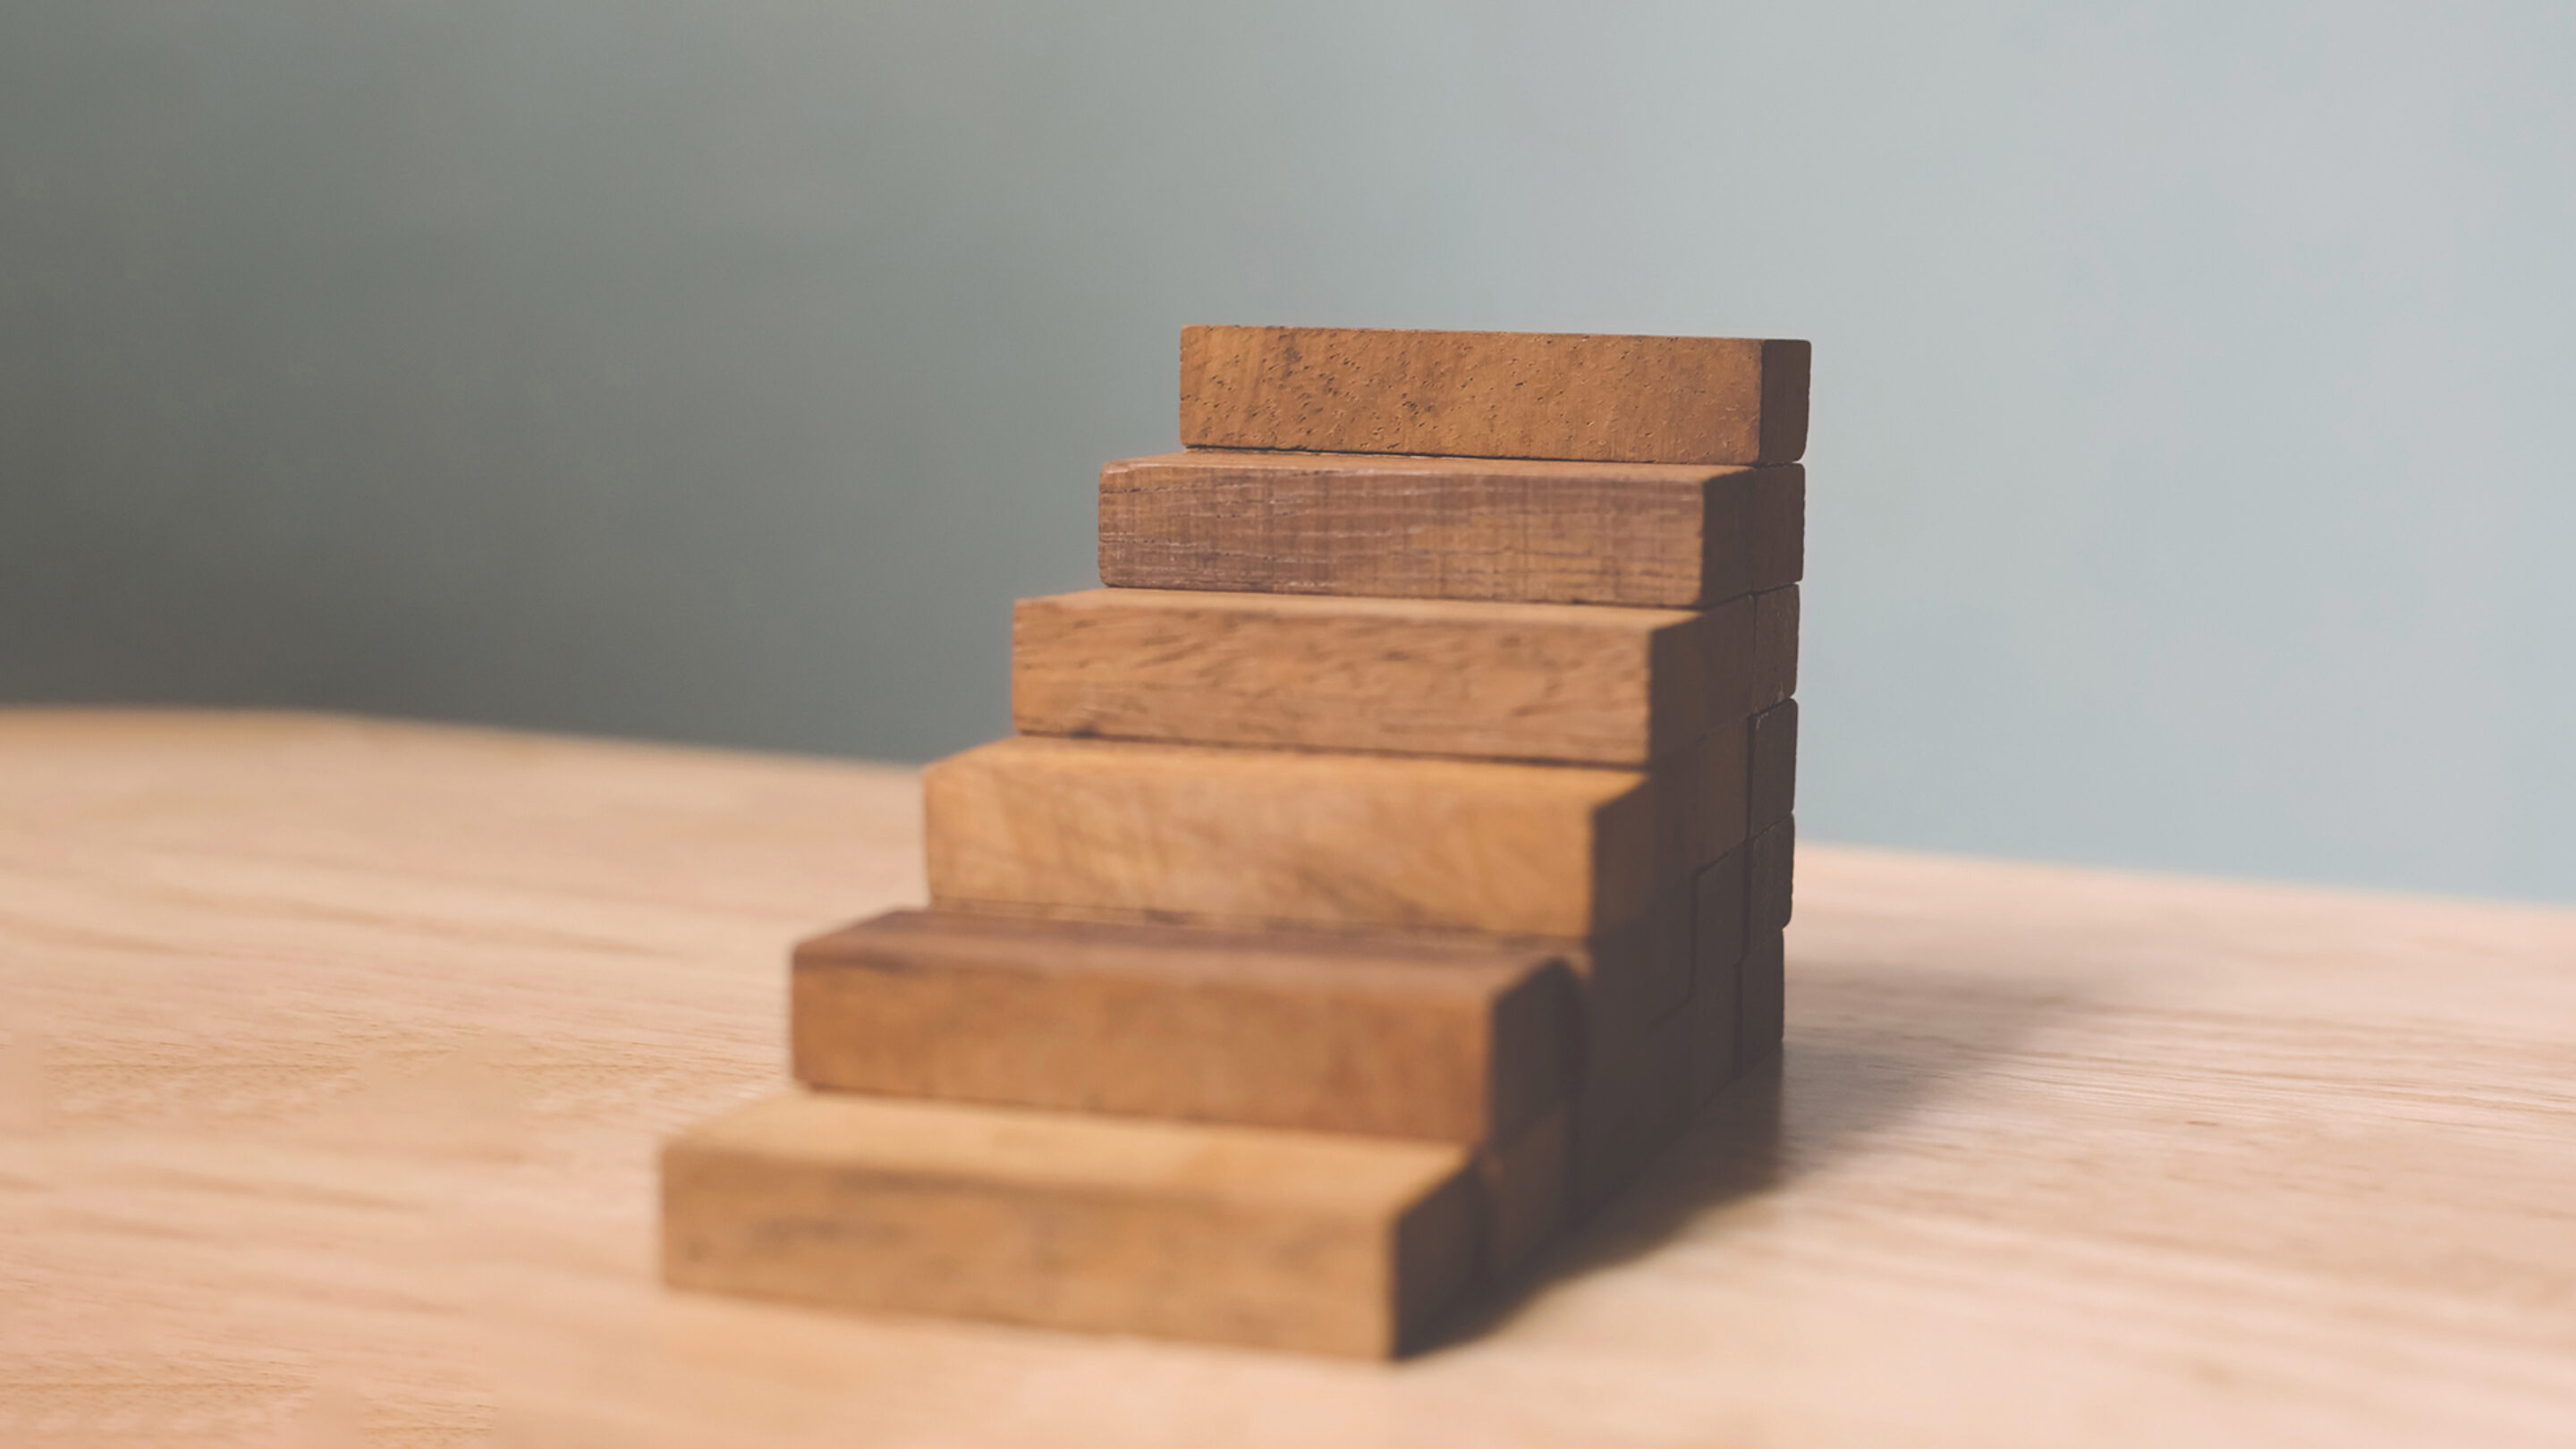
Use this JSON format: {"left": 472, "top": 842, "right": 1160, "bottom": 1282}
{"left": 4, "top": 709, "right": 2572, "bottom": 1447}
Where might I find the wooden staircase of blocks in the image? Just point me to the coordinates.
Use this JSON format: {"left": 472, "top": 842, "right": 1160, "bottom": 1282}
{"left": 660, "top": 325, "right": 1808, "bottom": 1358}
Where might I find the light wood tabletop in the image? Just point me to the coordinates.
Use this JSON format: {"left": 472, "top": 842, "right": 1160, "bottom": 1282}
{"left": 4, "top": 709, "right": 2572, "bottom": 1446}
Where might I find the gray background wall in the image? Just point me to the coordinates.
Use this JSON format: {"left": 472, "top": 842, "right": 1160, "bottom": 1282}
{"left": 4, "top": 2, "right": 2571, "bottom": 903}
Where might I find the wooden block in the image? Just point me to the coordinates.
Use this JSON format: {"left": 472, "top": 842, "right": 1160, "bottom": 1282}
{"left": 1693, "top": 844, "right": 1750, "bottom": 997}
{"left": 792, "top": 910, "right": 1577, "bottom": 1143}
{"left": 1013, "top": 589, "right": 1726, "bottom": 767}
{"left": 1701, "top": 592, "right": 1757, "bottom": 722}
{"left": 1752, "top": 585, "right": 1800, "bottom": 711}
{"left": 662, "top": 1091, "right": 1479, "bottom": 1358}
{"left": 1749, "top": 699, "right": 1798, "bottom": 833}
{"left": 1750, "top": 465, "right": 1805, "bottom": 591}
{"left": 1541, "top": 876, "right": 1694, "bottom": 1075}
{"left": 926, "top": 736, "right": 1724, "bottom": 937}
{"left": 1750, "top": 816, "right": 1794, "bottom": 932}
{"left": 1690, "top": 949, "right": 1741, "bottom": 1108}
{"left": 1099, "top": 451, "right": 1802, "bottom": 610}
{"left": 1178, "top": 326, "right": 1809, "bottom": 466}
{"left": 1480, "top": 1106, "right": 1570, "bottom": 1280}
{"left": 919, "top": 741, "right": 1702, "bottom": 1063}
{"left": 1690, "top": 847, "right": 1747, "bottom": 1106}
{"left": 1670, "top": 716, "right": 1753, "bottom": 867}
{"left": 1569, "top": 1007, "right": 1695, "bottom": 1216}
{"left": 1737, "top": 927, "right": 1785, "bottom": 1065}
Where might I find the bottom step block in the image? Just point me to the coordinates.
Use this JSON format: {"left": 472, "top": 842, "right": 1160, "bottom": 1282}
{"left": 665, "top": 1090, "right": 1526, "bottom": 1358}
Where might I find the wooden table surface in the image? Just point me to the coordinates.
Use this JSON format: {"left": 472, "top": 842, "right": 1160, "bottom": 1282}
{"left": 4, "top": 710, "right": 2572, "bottom": 1447}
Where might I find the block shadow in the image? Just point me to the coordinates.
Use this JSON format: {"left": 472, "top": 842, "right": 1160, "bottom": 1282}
{"left": 1428, "top": 957, "right": 2097, "bottom": 1352}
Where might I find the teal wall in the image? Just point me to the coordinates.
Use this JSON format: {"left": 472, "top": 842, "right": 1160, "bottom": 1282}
{"left": 6, "top": 3, "right": 2572, "bottom": 902}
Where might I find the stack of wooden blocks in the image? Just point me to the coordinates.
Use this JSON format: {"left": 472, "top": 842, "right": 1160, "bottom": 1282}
{"left": 662, "top": 325, "right": 1809, "bottom": 1358}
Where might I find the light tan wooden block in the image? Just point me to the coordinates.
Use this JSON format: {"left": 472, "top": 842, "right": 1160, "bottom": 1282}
{"left": 1750, "top": 699, "right": 1798, "bottom": 833}
{"left": 1099, "top": 451, "right": 1798, "bottom": 609}
{"left": 1013, "top": 589, "right": 1730, "bottom": 767}
{"left": 925, "top": 736, "right": 1707, "bottom": 937}
{"left": 1179, "top": 326, "right": 1809, "bottom": 465}
{"left": 662, "top": 1091, "right": 1479, "bottom": 1358}
{"left": 1753, "top": 586, "right": 1799, "bottom": 711}
{"left": 791, "top": 910, "right": 1576, "bottom": 1143}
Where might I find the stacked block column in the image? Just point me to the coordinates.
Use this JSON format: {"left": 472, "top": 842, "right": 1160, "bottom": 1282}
{"left": 662, "top": 326, "right": 1807, "bottom": 1357}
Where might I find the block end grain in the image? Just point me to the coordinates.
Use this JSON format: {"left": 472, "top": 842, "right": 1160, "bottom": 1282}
{"left": 1758, "top": 340, "right": 1812, "bottom": 465}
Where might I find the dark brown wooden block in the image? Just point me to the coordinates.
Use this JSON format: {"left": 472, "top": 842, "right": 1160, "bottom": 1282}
{"left": 1480, "top": 1106, "right": 1570, "bottom": 1279}
{"left": 1667, "top": 716, "right": 1753, "bottom": 868}
{"left": 1749, "top": 699, "right": 1799, "bottom": 834}
{"left": 925, "top": 737, "right": 1735, "bottom": 939}
{"left": 1750, "top": 465, "right": 1806, "bottom": 591}
{"left": 1693, "top": 844, "right": 1750, "bottom": 998}
{"left": 1546, "top": 877, "right": 1694, "bottom": 1074}
{"left": 1752, "top": 585, "right": 1800, "bottom": 711}
{"left": 1179, "top": 326, "right": 1809, "bottom": 466}
{"left": 1569, "top": 1006, "right": 1695, "bottom": 1216}
{"left": 1099, "top": 451, "right": 1801, "bottom": 609}
{"left": 792, "top": 910, "right": 1576, "bottom": 1143}
{"left": 662, "top": 1091, "right": 1480, "bottom": 1358}
{"left": 1750, "top": 816, "right": 1794, "bottom": 932}
{"left": 1012, "top": 589, "right": 1732, "bottom": 767}
{"left": 1700, "top": 592, "right": 1756, "bottom": 722}
{"left": 1690, "top": 843, "right": 1750, "bottom": 1106}
{"left": 1690, "top": 949, "right": 1741, "bottom": 1108}
{"left": 1738, "top": 927, "right": 1786, "bottom": 1065}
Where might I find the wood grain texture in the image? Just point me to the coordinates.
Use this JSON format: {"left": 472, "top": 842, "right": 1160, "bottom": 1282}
{"left": 1178, "top": 326, "right": 1809, "bottom": 465}
{"left": 1749, "top": 699, "right": 1798, "bottom": 833}
{"left": 12, "top": 710, "right": 2576, "bottom": 1447}
{"left": 1752, "top": 585, "right": 1799, "bottom": 711}
{"left": 790, "top": 910, "right": 1577, "bottom": 1142}
{"left": 1099, "top": 451, "right": 1800, "bottom": 609}
{"left": 1013, "top": 589, "right": 1726, "bottom": 767}
{"left": 924, "top": 736, "right": 1720, "bottom": 937}
{"left": 662, "top": 1090, "right": 1480, "bottom": 1358}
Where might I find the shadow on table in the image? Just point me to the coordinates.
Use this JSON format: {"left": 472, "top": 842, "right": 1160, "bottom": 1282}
{"left": 1429, "top": 958, "right": 2095, "bottom": 1352}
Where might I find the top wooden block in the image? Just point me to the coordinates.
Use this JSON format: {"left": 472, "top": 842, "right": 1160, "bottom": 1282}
{"left": 1180, "top": 326, "right": 1809, "bottom": 466}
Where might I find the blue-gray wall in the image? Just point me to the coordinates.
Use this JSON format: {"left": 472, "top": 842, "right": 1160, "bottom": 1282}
{"left": 5, "top": 2, "right": 2572, "bottom": 902}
